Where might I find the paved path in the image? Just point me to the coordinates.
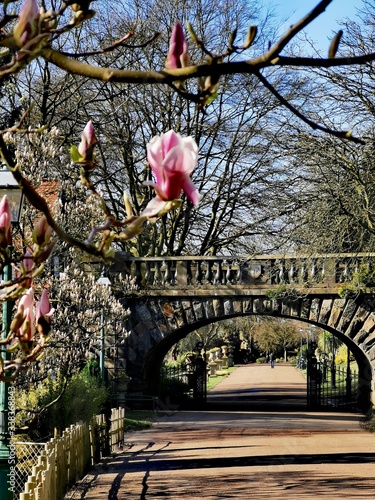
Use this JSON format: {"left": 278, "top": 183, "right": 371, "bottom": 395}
{"left": 69, "top": 364, "right": 375, "bottom": 499}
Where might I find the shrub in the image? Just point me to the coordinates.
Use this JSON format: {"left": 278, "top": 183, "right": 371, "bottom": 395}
{"left": 338, "top": 264, "right": 375, "bottom": 298}
{"left": 256, "top": 357, "right": 266, "bottom": 364}
{"left": 158, "top": 377, "right": 190, "bottom": 400}
{"left": 16, "top": 371, "right": 108, "bottom": 439}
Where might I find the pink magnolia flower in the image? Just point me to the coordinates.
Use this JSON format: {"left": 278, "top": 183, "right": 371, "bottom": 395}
{"left": 0, "top": 195, "right": 12, "bottom": 248}
{"left": 143, "top": 130, "right": 200, "bottom": 216}
{"left": 32, "top": 215, "right": 53, "bottom": 246}
{"left": 13, "top": 0, "right": 40, "bottom": 48}
{"left": 78, "top": 120, "right": 97, "bottom": 162}
{"left": 165, "top": 23, "right": 190, "bottom": 70}
{"left": 36, "top": 290, "right": 54, "bottom": 327}
{"left": 16, "top": 249, "right": 34, "bottom": 288}
{"left": 17, "top": 288, "right": 35, "bottom": 342}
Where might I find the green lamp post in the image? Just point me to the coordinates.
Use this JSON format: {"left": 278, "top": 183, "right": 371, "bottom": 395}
{"left": 0, "top": 169, "right": 23, "bottom": 500}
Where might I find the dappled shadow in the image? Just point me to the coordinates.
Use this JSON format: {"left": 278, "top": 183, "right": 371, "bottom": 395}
{"left": 107, "top": 450, "right": 375, "bottom": 472}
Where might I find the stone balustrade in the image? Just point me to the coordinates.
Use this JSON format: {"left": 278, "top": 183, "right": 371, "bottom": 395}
{"left": 113, "top": 252, "right": 375, "bottom": 295}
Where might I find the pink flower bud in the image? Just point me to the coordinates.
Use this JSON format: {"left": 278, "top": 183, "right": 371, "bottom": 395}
{"left": 0, "top": 195, "right": 12, "bottom": 248}
{"left": 143, "top": 130, "right": 200, "bottom": 216}
{"left": 17, "top": 249, "right": 34, "bottom": 288}
{"left": 13, "top": 0, "right": 40, "bottom": 48}
{"left": 32, "top": 216, "right": 53, "bottom": 246}
{"left": 17, "top": 288, "right": 35, "bottom": 341}
{"left": 165, "top": 23, "right": 190, "bottom": 70}
{"left": 36, "top": 290, "right": 53, "bottom": 325}
{"left": 78, "top": 120, "right": 97, "bottom": 162}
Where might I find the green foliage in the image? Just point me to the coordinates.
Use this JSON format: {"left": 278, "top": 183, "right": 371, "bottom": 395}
{"left": 158, "top": 377, "right": 190, "bottom": 399}
{"left": 265, "top": 285, "right": 287, "bottom": 299}
{"left": 164, "top": 352, "right": 191, "bottom": 369}
{"left": 265, "top": 286, "right": 303, "bottom": 300}
{"left": 16, "top": 371, "right": 108, "bottom": 439}
{"left": 338, "top": 265, "right": 375, "bottom": 298}
{"left": 256, "top": 357, "right": 266, "bottom": 363}
{"left": 317, "top": 331, "right": 342, "bottom": 356}
{"left": 253, "top": 318, "right": 300, "bottom": 357}
{"left": 335, "top": 344, "right": 348, "bottom": 365}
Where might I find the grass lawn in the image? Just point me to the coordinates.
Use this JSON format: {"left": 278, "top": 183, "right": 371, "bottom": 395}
{"left": 207, "top": 366, "right": 237, "bottom": 391}
{"left": 123, "top": 417, "right": 152, "bottom": 432}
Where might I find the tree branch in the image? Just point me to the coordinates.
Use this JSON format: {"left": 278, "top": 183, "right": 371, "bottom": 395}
{"left": 254, "top": 71, "right": 364, "bottom": 144}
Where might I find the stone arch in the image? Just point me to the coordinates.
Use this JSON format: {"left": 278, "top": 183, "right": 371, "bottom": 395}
{"left": 142, "top": 313, "right": 373, "bottom": 412}
{"left": 124, "top": 295, "right": 375, "bottom": 412}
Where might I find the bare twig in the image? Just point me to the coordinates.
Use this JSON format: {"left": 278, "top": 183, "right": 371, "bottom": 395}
{"left": 254, "top": 71, "right": 364, "bottom": 144}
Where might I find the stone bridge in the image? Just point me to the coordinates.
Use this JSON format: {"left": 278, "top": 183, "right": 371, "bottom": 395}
{"left": 110, "top": 252, "right": 375, "bottom": 412}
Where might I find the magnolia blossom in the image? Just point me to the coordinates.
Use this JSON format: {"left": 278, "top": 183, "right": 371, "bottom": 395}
{"left": 17, "top": 288, "right": 35, "bottom": 342}
{"left": 36, "top": 289, "right": 54, "bottom": 333}
{"left": 32, "top": 215, "right": 53, "bottom": 246}
{"left": 0, "top": 195, "right": 12, "bottom": 248}
{"left": 165, "top": 22, "right": 190, "bottom": 70}
{"left": 143, "top": 130, "right": 200, "bottom": 216}
{"left": 13, "top": 0, "right": 40, "bottom": 48}
{"left": 78, "top": 120, "right": 97, "bottom": 162}
{"left": 17, "top": 249, "right": 34, "bottom": 288}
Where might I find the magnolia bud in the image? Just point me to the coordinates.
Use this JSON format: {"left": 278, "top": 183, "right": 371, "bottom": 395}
{"left": 13, "top": 0, "right": 40, "bottom": 48}
{"left": 328, "top": 30, "right": 343, "bottom": 58}
{"left": 0, "top": 195, "right": 12, "bottom": 248}
{"left": 32, "top": 216, "right": 53, "bottom": 246}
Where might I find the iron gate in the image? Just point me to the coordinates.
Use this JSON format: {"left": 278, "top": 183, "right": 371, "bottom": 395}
{"left": 160, "top": 342, "right": 207, "bottom": 406}
{"left": 307, "top": 345, "right": 359, "bottom": 411}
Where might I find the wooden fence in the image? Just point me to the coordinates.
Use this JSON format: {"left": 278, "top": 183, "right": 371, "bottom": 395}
{"left": 17, "top": 407, "right": 125, "bottom": 500}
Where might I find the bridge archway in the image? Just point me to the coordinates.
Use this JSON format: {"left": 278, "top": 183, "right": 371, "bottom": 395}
{"left": 116, "top": 253, "right": 375, "bottom": 413}
{"left": 142, "top": 311, "right": 373, "bottom": 412}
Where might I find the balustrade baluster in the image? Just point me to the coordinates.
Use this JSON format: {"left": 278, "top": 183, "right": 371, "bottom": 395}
{"left": 342, "top": 261, "right": 350, "bottom": 282}
{"left": 310, "top": 259, "right": 317, "bottom": 281}
{"left": 163, "top": 260, "right": 172, "bottom": 285}
{"left": 236, "top": 262, "right": 244, "bottom": 283}
{"left": 300, "top": 262, "right": 308, "bottom": 283}
{"left": 320, "top": 259, "right": 325, "bottom": 282}
{"left": 221, "top": 261, "right": 227, "bottom": 284}
{"left": 154, "top": 261, "right": 162, "bottom": 285}
{"left": 335, "top": 260, "right": 342, "bottom": 283}
{"left": 204, "top": 261, "right": 213, "bottom": 284}
{"left": 225, "top": 261, "right": 231, "bottom": 284}
{"left": 278, "top": 260, "right": 286, "bottom": 284}
{"left": 195, "top": 261, "right": 203, "bottom": 285}
{"left": 173, "top": 262, "right": 178, "bottom": 285}
{"left": 288, "top": 261, "right": 295, "bottom": 284}
{"left": 269, "top": 259, "right": 277, "bottom": 284}
{"left": 186, "top": 261, "right": 193, "bottom": 285}
{"left": 132, "top": 261, "right": 142, "bottom": 285}
{"left": 144, "top": 261, "right": 152, "bottom": 284}
{"left": 213, "top": 261, "right": 222, "bottom": 284}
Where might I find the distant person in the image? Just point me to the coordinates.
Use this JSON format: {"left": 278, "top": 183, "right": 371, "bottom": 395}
{"left": 270, "top": 353, "right": 275, "bottom": 368}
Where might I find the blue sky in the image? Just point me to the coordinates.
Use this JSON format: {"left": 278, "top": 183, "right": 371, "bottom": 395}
{"left": 266, "top": 1, "right": 363, "bottom": 52}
